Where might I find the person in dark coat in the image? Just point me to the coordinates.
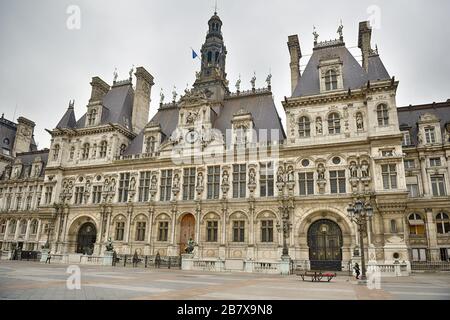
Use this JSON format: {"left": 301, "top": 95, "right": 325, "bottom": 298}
{"left": 46, "top": 252, "right": 52, "bottom": 264}
{"left": 353, "top": 262, "right": 360, "bottom": 279}
{"left": 132, "top": 250, "right": 139, "bottom": 267}
{"left": 112, "top": 250, "right": 117, "bottom": 267}
{"left": 155, "top": 251, "right": 161, "bottom": 269}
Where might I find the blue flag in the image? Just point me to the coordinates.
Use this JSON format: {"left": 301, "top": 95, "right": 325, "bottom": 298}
{"left": 192, "top": 49, "right": 199, "bottom": 59}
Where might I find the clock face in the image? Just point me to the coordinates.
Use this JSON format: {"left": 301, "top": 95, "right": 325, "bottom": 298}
{"left": 186, "top": 130, "right": 199, "bottom": 144}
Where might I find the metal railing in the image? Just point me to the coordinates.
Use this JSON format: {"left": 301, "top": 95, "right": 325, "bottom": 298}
{"left": 411, "top": 261, "right": 450, "bottom": 271}
{"left": 116, "top": 254, "right": 181, "bottom": 269}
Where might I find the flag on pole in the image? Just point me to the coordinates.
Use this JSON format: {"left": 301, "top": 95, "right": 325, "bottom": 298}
{"left": 192, "top": 48, "right": 199, "bottom": 59}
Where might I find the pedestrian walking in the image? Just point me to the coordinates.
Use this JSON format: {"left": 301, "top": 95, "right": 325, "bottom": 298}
{"left": 112, "top": 250, "right": 117, "bottom": 267}
{"left": 155, "top": 251, "right": 161, "bottom": 269}
{"left": 353, "top": 262, "right": 360, "bottom": 280}
{"left": 46, "top": 252, "right": 52, "bottom": 264}
{"left": 133, "top": 250, "right": 139, "bottom": 267}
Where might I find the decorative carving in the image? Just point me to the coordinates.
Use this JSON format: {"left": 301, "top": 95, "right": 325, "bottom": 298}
{"left": 349, "top": 161, "right": 358, "bottom": 178}
{"left": 356, "top": 112, "right": 364, "bottom": 130}
{"left": 317, "top": 163, "right": 325, "bottom": 180}
{"left": 316, "top": 117, "right": 323, "bottom": 134}
{"left": 361, "top": 161, "right": 370, "bottom": 178}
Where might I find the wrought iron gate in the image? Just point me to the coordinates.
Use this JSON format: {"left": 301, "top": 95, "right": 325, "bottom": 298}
{"left": 308, "top": 219, "right": 343, "bottom": 271}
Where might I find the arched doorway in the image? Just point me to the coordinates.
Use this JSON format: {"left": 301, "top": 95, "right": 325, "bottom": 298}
{"left": 308, "top": 219, "right": 343, "bottom": 271}
{"left": 179, "top": 214, "right": 195, "bottom": 254}
{"left": 76, "top": 223, "right": 97, "bottom": 255}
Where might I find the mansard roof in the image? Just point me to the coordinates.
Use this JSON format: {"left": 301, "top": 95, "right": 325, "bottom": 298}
{"left": 292, "top": 43, "right": 390, "bottom": 98}
{"left": 397, "top": 100, "right": 450, "bottom": 145}
{"left": 123, "top": 90, "right": 286, "bottom": 155}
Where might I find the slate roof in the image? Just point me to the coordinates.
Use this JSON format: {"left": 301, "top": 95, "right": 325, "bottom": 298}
{"left": 397, "top": 100, "right": 450, "bottom": 145}
{"left": 0, "top": 115, "right": 37, "bottom": 155}
{"left": 292, "top": 43, "right": 390, "bottom": 98}
{"left": 56, "top": 106, "right": 77, "bottom": 129}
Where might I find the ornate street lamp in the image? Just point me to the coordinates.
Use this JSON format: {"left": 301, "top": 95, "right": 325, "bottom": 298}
{"left": 347, "top": 199, "right": 373, "bottom": 281}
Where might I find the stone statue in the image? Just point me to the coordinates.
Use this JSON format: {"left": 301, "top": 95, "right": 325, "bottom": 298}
{"left": 266, "top": 74, "right": 272, "bottom": 88}
{"left": 235, "top": 76, "right": 241, "bottom": 92}
{"left": 417, "top": 131, "right": 423, "bottom": 145}
{"left": 34, "top": 165, "right": 41, "bottom": 177}
{"left": 113, "top": 68, "right": 118, "bottom": 83}
{"left": 287, "top": 166, "right": 294, "bottom": 182}
{"left": 197, "top": 172, "right": 203, "bottom": 188}
{"left": 173, "top": 174, "right": 180, "bottom": 189}
{"left": 172, "top": 86, "right": 177, "bottom": 102}
{"left": 313, "top": 26, "right": 319, "bottom": 43}
{"left": 110, "top": 178, "right": 117, "bottom": 192}
{"left": 316, "top": 117, "right": 323, "bottom": 134}
{"left": 105, "top": 238, "right": 114, "bottom": 252}
{"left": 129, "top": 65, "right": 134, "bottom": 80}
{"left": 151, "top": 175, "right": 157, "bottom": 190}
{"left": 185, "top": 238, "right": 195, "bottom": 254}
{"left": 222, "top": 170, "right": 229, "bottom": 185}
{"left": 129, "top": 177, "right": 136, "bottom": 191}
{"left": 361, "top": 162, "right": 370, "bottom": 178}
{"left": 13, "top": 166, "right": 20, "bottom": 179}
{"left": 317, "top": 164, "right": 325, "bottom": 180}
{"left": 249, "top": 168, "right": 256, "bottom": 184}
{"left": 160, "top": 88, "right": 165, "bottom": 104}
{"left": 337, "top": 21, "right": 344, "bottom": 39}
{"left": 349, "top": 161, "right": 358, "bottom": 178}
{"left": 250, "top": 73, "right": 256, "bottom": 89}
{"left": 356, "top": 113, "right": 364, "bottom": 130}
{"left": 277, "top": 166, "right": 285, "bottom": 183}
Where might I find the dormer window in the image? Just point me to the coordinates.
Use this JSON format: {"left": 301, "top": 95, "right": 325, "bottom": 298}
{"left": 377, "top": 104, "right": 389, "bottom": 126}
{"left": 235, "top": 126, "right": 248, "bottom": 146}
{"left": 325, "top": 70, "right": 338, "bottom": 91}
{"left": 298, "top": 116, "right": 311, "bottom": 138}
{"left": 87, "top": 108, "right": 98, "bottom": 126}
{"left": 145, "top": 136, "right": 156, "bottom": 154}
{"left": 99, "top": 141, "right": 108, "bottom": 158}
{"left": 402, "top": 131, "right": 412, "bottom": 146}
{"left": 425, "top": 127, "right": 436, "bottom": 144}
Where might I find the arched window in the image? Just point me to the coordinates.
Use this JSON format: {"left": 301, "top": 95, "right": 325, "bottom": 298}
{"left": 99, "top": 141, "right": 108, "bottom": 158}
{"left": 145, "top": 136, "right": 156, "bottom": 154}
{"left": 328, "top": 113, "right": 341, "bottom": 134}
{"left": 298, "top": 116, "right": 311, "bottom": 138}
{"left": 377, "top": 104, "right": 389, "bottom": 126}
{"left": 408, "top": 213, "right": 425, "bottom": 235}
{"left": 436, "top": 212, "right": 450, "bottom": 234}
{"left": 30, "top": 220, "right": 38, "bottom": 235}
{"left": 82, "top": 143, "right": 90, "bottom": 160}
{"left": 52, "top": 144, "right": 60, "bottom": 161}
{"left": 325, "top": 70, "right": 338, "bottom": 91}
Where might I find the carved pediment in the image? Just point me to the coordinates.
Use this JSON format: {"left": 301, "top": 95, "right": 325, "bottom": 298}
{"left": 418, "top": 112, "right": 440, "bottom": 124}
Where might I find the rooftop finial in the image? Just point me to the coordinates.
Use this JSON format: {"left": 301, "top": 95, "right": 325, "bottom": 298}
{"left": 235, "top": 74, "right": 241, "bottom": 92}
{"left": 266, "top": 72, "right": 272, "bottom": 89}
{"left": 172, "top": 86, "right": 177, "bottom": 102}
{"left": 69, "top": 100, "right": 75, "bottom": 108}
{"left": 337, "top": 19, "right": 344, "bottom": 40}
{"left": 214, "top": 0, "right": 218, "bottom": 15}
{"left": 129, "top": 65, "right": 134, "bottom": 80}
{"left": 313, "top": 25, "right": 319, "bottom": 45}
{"left": 160, "top": 88, "right": 165, "bottom": 105}
{"left": 251, "top": 72, "right": 256, "bottom": 91}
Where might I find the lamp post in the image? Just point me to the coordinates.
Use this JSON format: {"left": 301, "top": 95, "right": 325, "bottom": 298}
{"left": 347, "top": 198, "right": 373, "bottom": 281}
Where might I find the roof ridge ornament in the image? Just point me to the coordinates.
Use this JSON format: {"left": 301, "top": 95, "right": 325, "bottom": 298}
{"left": 68, "top": 99, "right": 75, "bottom": 109}
{"left": 113, "top": 68, "right": 118, "bottom": 84}
{"left": 160, "top": 88, "right": 165, "bottom": 105}
{"left": 337, "top": 20, "right": 344, "bottom": 41}
{"left": 313, "top": 25, "right": 319, "bottom": 45}
{"left": 251, "top": 72, "right": 256, "bottom": 91}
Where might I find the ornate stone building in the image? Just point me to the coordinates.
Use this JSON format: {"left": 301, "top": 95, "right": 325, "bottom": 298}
{"left": 0, "top": 14, "right": 449, "bottom": 270}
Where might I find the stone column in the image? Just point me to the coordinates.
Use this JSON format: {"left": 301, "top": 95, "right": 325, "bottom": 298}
{"left": 125, "top": 205, "right": 133, "bottom": 254}
{"left": 24, "top": 219, "right": 31, "bottom": 241}
{"left": 36, "top": 220, "right": 42, "bottom": 246}
{"left": 14, "top": 220, "right": 20, "bottom": 240}
{"left": 425, "top": 208, "right": 439, "bottom": 261}
{"left": 105, "top": 209, "right": 112, "bottom": 242}
{"left": 3, "top": 219, "right": 10, "bottom": 241}
{"left": 146, "top": 207, "right": 154, "bottom": 255}
{"left": 419, "top": 156, "right": 430, "bottom": 196}
{"left": 195, "top": 202, "right": 201, "bottom": 244}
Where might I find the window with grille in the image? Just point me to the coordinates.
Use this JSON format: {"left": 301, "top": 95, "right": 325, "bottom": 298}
{"left": 260, "top": 162, "right": 274, "bottom": 197}
{"left": 377, "top": 104, "right": 389, "bottom": 126}
{"left": 233, "top": 221, "right": 245, "bottom": 242}
{"left": 402, "top": 131, "right": 412, "bottom": 146}
{"left": 183, "top": 168, "right": 196, "bottom": 200}
{"left": 158, "top": 222, "right": 169, "bottom": 241}
{"left": 233, "top": 164, "right": 247, "bottom": 198}
{"left": 425, "top": 127, "right": 436, "bottom": 144}
{"left": 408, "top": 213, "right": 425, "bottom": 235}
{"left": 298, "top": 116, "right": 311, "bottom": 137}
{"left": 330, "top": 170, "right": 346, "bottom": 194}
{"left": 407, "top": 184, "right": 419, "bottom": 198}
{"left": 431, "top": 175, "right": 446, "bottom": 196}
{"left": 436, "top": 213, "right": 450, "bottom": 235}
{"left": 325, "top": 70, "right": 338, "bottom": 91}
{"left": 92, "top": 186, "right": 102, "bottom": 204}
{"left": 207, "top": 166, "right": 220, "bottom": 199}
{"left": 138, "top": 171, "right": 151, "bottom": 202}
{"left": 82, "top": 143, "right": 90, "bottom": 160}
{"left": 145, "top": 136, "right": 156, "bottom": 154}
{"left": 160, "top": 170, "right": 172, "bottom": 201}
{"left": 206, "top": 221, "right": 218, "bottom": 242}
{"left": 74, "top": 187, "right": 84, "bottom": 204}
{"left": 115, "top": 222, "right": 124, "bottom": 241}
{"left": 404, "top": 159, "right": 415, "bottom": 169}
{"left": 135, "top": 222, "right": 146, "bottom": 241}
{"left": 261, "top": 220, "right": 273, "bottom": 243}
{"left": 382, "top": 164, "right": 397, "bottom": 190}
{"left": 52, "top": 145, "right": 60, "bottom": 161}
{"left": 299, "top": 172, "right": 314, "bottom": 195}
{"left": 430, "top": 157, "right": 442, "bottom": 167}
{"left": 88, "top": 109, "right": 97, "bottom": 126}
{"left": 328, "top": 113, "right": 341, "bottom": 134}
{"left": 44, "top": 186, "right": 53, "bottom": 205}
{"left": 118, "top": 173, "right": 130, "bottom": 203}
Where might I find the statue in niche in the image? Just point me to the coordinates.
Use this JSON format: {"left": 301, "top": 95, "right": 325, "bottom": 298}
{"left": 110, "top": 178, "right": 117, "bottom": 192}
{"left": 349, "top": 161, "right": 358, "bottom": 178}
{"left": 417, "top": 131, "right": 424, "bottom": 145}
{"left": 129, "top": 177, "right": 136, "bottom": 191}
{"left": 222, "top": 170, "right": 229, "bottom": 185}
{"left": 173, "top": 174, "right": 180, "bottom": 189}
{"left": 197, "top": 172, "right": 204, "bottom": 188}
{"left": 151, "top": 175, "right": 157, "bottom": 190}
{"left": 356, "top": 113, "right": 364, "bottom": 130}
{"left": 361, "top": 161, "right": 370, "bottom": 178}
{"left": 249, "top": 168, "right": 256, "bottom": 185}
{"left": 277, "top": 166, "right": 285, "bottom": 183}
{"left": 316, "top": 117, "right": 323, "bottom": 134}
{"left": 34, "top": 165, "right": 41, "bottom": 177}
{"left": 287, "top": 166, "right": 295, "bottom": 182}
{"left": 317, "top": 164, "right": 325, "bottom": 180}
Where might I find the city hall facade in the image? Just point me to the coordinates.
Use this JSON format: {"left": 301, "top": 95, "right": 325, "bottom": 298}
{"left": 1, "top": 13, "right": 449, "bottom": 271}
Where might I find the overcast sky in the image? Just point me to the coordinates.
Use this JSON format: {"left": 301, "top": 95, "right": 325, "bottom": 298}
{"left": 1, "top": 0, "right": 449, "bottom": 149}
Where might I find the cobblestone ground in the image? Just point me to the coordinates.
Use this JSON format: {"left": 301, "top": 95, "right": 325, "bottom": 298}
{"left": 0, "top": 261, "right": 449, "bottom": 300}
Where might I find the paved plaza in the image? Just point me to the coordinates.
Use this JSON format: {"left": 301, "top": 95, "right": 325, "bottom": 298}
{"left": 0, "top": 261, "right": 449, "bottom": 300}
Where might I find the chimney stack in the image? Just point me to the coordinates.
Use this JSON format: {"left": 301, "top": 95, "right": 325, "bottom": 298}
{"left": 358, "top": 21, "right": 372, "bottom": 73}
{"left": 132, "top": 67, "right": 154, "bottom": 133}
{"left": 287, "top": 35, "right": 302, "bottom": 95}
{"left": 12, "top": 117, "right": 35, "bottom": 156}
{"left": 89, "top": 77, "right": 110, "bottom": 103}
